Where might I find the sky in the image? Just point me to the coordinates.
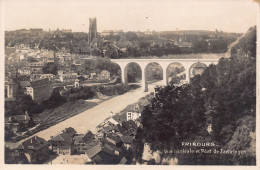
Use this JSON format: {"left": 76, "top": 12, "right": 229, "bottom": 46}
{"left": 1, "top": 0, "right": 258, "bottom": 33}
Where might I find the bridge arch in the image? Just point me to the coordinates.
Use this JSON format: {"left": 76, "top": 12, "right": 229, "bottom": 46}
{"left": 111, "top": 58, "right": 218, "bottom": 92}
{"left": 188, "top": 62, "right": 208, "bottom": 80}
{"left": 166, "top": 62, "right": 186, "bottom": 85}
{"left": 142, "top": 62, "right": 164, "bottom": 91}
{"left": 124, "top": 62, "right": 142, "bottom": 83}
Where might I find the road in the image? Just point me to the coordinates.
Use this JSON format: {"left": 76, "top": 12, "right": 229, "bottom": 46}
{"left": 11, "top": 81, "right": 162, "bottom": 145}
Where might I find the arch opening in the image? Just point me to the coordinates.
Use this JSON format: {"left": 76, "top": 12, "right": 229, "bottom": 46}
{"left": 142, "top": 62, "right": 164, "bottom": 92}
{"left": 189, "top": 62, "right": 207, "bottom": 79}
{"left": 166, "top": 62, "right": 186, "bottom": 85}
{"left": 125, "top": 62, "right": 142, "bottom": 84}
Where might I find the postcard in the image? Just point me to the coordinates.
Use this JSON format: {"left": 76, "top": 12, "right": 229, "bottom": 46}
{"left": 0, "top": 0, "right": 259, "bottom": 170}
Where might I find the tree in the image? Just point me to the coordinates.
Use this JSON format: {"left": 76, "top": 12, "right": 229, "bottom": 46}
{"left": 42, "top": 88, "right": 67, "bottom": 109}
{"left": 125, "top": 32, "right": 138, "bottom": 41}
{"left": 139, "top": 26, "right": 256, "bottom": 165}
{"left": 42, "top": 62, "right": 58, "bottom": 75}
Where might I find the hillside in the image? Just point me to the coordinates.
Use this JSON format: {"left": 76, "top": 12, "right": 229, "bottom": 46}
{"left": 138, "top": 26, "right": 256, "bottom": 165}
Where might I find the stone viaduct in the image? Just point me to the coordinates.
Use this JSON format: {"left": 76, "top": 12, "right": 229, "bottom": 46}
{"left": 111, "top": 58, "right": 219, "bottom": 92}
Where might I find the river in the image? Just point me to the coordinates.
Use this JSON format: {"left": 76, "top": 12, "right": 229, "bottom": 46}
{"left": 6, "top": 81, "right": 162, "bottom": 147}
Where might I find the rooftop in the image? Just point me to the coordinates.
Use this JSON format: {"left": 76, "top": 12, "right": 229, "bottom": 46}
{"left": 17, "top": 136, "right": 49, "bottom": 152}
{"left": 49, "top": 132, "right": 73, "bottom": 144}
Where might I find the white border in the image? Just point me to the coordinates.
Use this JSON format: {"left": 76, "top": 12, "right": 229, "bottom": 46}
{"left": 0, "top": 0, "right": 259, "bottom": 170}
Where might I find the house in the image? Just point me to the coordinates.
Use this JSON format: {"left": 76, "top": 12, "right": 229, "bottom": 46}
{"left": 86, "top": 141, "right": 122, "bottom": 164}
{"left": 58, "top": 72, "right": 78, "bottom": 82}
{"left": 49, "top": 127, "right": 77, "bottom": 155}
{"left": 103, "top": 140, "right": 122, "bottom": 156}
{"left": 73, "top": 134, "right": 86, "bottom": 154}
{"left": 39, "top": 74, "right": 55, "bottom": 81}
{"left": 107, "top": 117, "right": 120, "bottom": 126}
{"left": 64, "top": 127, "right": 77, "bottom": 137}
{"left": 29, "top": 61, "right": 44, "bottom": 74}
{"left": 5, "top": 79, "right": 19, "bottom": 100}
{"left": 122, "top": 120, "right": 138, "bottom": 136}
{"left": 85, "top": 143, "right": 103, "bottom": 162}
{"left": 111, "top": 124, "right": 128, "bottom": 136}
{"left": 16, "top": 136, "right": 50, "bottom": 164}
{"left": 18, "top": 67, "right": 31, "bottom": 75}
{"left": 111, "top": 112, "right": 127, "bottom": 124}
{"left": 49, "top": 132, "right": 73, "bottom": 155}
{"left": 125, "top": 104, "right": 142, "bottom": 121}
{"left": 121, "top": 135, "right": 134, "bottom": 149}
{"left": 105, "top": 133, "right": 122, "bottom": 147}
{"left": 99, "top": 125, "right": 113, "bottom": 135}
{"left": 5, "top": 146, "right": 29, "bottom": 164}
{"left": 82, "top": 131, "right": 95, "bottom": 144}
{"left": 25, "top": 78, "right": 53, "bottom": 103}
{"left": 73, "top": 131, "right": 94, "bottom": 154}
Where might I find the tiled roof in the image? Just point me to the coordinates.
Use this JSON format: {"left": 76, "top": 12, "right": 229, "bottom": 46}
{"left": 122, "top": 120, "right": 138, "bottom": 130}
{"left": 107, "top": 118, "right": 119, "bottom": 125}
{"left": 73, "top": 135, "right": 84, "bottom": 144}
{"left": 82, "top": 131, "right": 94, "bottom": 144}
{"left": 50, "top": 132, "right": 73, "bottom": 144}
{"left": 103, "top": 140, "right": 122, "bottom": 153}
{"left": 112, "top": 124, "right": 128, "bottom": 135}
{"left": 85, "top": 139, "right": 101, "bottom": 151}
{"left": 17, "top": 136, "right": 49, "bottom": 152}
{"left": 64, "top": 127, "right": 77, "bottom": 137}
{"left": 106, "top": 133, "right": 122, "bottom": 143}
{"left": 30, "top": 78, "right": 51, "bottom": 88}
{"left": 112, "top": 112, "right": 127, "bottom": 123}
{"left": 121, "top": 136, "right": 134, "bottom": 144}
{"left": 100, "top": 125, "right": 113, "bottom": 133}
{"left": 123, "top": 104, "right": 140, "bottom": 113}
{"left": 7, "top": 79, "right": 18, "bottom": 85}
{"left": 20, "top": 81, "right": 30, "bottom": 88}
{"left": 86, "top": 143, "right": 102, "bottom": 159}
{"left": 102, "top": 147, "right": 115, "bottom": 156}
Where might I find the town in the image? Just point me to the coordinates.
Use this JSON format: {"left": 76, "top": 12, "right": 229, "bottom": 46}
{"left": 3, "top": 0, "right": 257, "bottom": 165}
{"left": 4, "top": 17, "right": 227, "bottom": 164}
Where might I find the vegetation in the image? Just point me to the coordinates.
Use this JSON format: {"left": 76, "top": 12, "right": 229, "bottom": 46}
{"left": 138, "top": 26, "right": 256, "bottom": 165}
{"left": 5, "top": 94, "right": 42, "bottom": 116}
{"left": 42, "top": 62, "right": 59, "bottom": 75}
{"left": 82, "top": 57, "right": 120, "bottom": 76}
{"left": 5, "top": 29, "right": 240, "bottom": 58}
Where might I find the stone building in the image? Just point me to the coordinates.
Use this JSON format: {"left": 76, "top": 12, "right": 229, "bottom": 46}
{"left": 88, "top": 18, "right": 97, "bottom": 43}
{"left": 5, "top": 79, "right": 19, "bottom": 100}
{"left": 25, "top": 78, "right": 53, "bottom": 103}
{"left": 16, "top": 136, "right": 50, "bottom": 164}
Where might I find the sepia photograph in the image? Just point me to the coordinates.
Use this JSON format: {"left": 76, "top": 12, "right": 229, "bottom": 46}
{"left": 0, "top": 0, "right": 259, "bottom": 168}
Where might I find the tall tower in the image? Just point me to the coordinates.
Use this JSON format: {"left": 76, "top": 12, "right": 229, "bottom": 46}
{"left": 88, "top": 17, "right": 97, "bottom": 43}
